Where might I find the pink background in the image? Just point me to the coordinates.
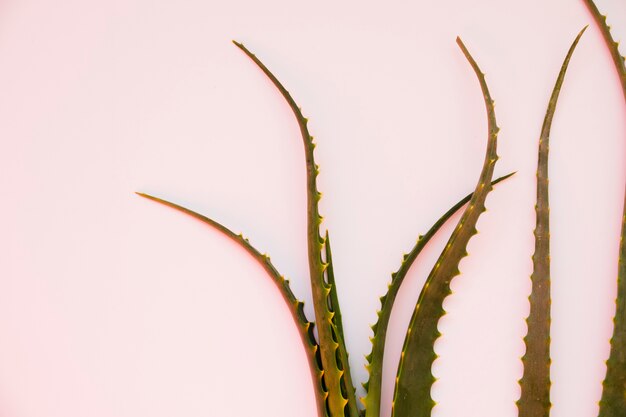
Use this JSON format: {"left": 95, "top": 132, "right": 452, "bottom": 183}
{"left": 0, "top": 0, "right": 625, "bottom": 416}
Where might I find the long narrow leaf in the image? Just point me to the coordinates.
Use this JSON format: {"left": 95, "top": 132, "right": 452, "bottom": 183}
{"left": 582, "top": 2, "right": 626, "bottom": 416}
{"left": 517, "top": 27, "right": 586, "bottom": 417}
{"left": 362, "top": 172, "right": 515, "bottom": 417}
{"left": 324, "top": 231, "right": 359, "bottom": 412}
{"left": 391, "top": 37, "right": 500, "bottom": 417}
{"left": 582, "top": 0, "right": 626, "bottom": 101}
{"left": 232, "top": 41, "right": 358, "bottom": 417}
{"left": 135, "top": 192, "right": 328, "bottom": 417}
{"left": 324, "top": 232, "right": 346, "bottom": 345}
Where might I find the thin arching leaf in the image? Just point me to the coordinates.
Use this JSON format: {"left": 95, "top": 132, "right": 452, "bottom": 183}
{"left": 135, "top": 192, "right": 328, "bottom": 417}
{"left": 391, "top": 37, "right": 500, "bottom": 417}
{"left": 232, "top": 41, "right": 358, "bottom": 417}
{"left": 581, "top": 2, "right": 626, "bottom": 416}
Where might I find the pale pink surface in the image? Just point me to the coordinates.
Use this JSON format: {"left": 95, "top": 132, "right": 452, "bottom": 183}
{"left": 0, "top": 0, "right": 624, "bottom": 416}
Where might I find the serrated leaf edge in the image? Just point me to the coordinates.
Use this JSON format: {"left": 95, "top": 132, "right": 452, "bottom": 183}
{"left": 391, "top": 37, "right": 500, "bottom": 417}
{"left": 135, "top": 192, "right": 329, "bottom": 417}
{"left": 581, "top": 2, "right": 626, "bottom": 416}
{"left": 232, "top": 41, "right": 357, "bottom": 417}
{"left": 517, "top": 26, "right": 587, "bottom": 417}
{"left": 361, "top": 172, "right": 515, "bottom": 417}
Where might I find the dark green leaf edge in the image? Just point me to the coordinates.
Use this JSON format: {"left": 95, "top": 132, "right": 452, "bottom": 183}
{"left": 361, "top": 172, "right": 515, "bottom": 417}
{"left": 324, "top": 231, "right": 360, "bottom": 413}
{"left": 135, "top": 192, "right": 329, "bottom": 417}
{"left": 517, "top": 26, "right": 587, "bottom": 417}
{"left": 231, "top": 41, "right": 358, "bottom": 417}
{"left": 581, "top": 2, "right": 626, "bottom": 416}
{"left": 391, "top": 37, "right": 500, "bottom": 417}
{"left": 582, "top": 0, "right": 626, "bottom": 101}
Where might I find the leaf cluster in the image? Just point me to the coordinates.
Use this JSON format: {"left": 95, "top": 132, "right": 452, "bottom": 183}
{"left": 138, "top": 1, "right": 625, "bottom": 416}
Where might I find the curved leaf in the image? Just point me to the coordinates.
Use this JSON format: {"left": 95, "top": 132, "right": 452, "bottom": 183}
{"left": 391, "top": 37, "right": 500, "bottom": 417}
{"left": 581, "top": 2, "right": 626, "bottom": 416}
{"left": 362, "top": 172, "right": 515, "bottom": 417}
{"left": 233, "top": 41, "right": 358, "bottom": 417}
{"left": 135, "top": 192, "right": 328, "bottom": 417}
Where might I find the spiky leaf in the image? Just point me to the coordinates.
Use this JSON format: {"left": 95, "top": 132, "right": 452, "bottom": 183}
{"left": 391, "top": 37, "right": 500, "bottom": 417}
{"left": 232, "top": 41, "right": 358, "bottom": 417}
{"left": 362, "top": 172, "right": 515, "bottom": 417}
{"left": 517, "top": 27, "right": 586, "bottom": 417}
{"left": 135, "top": 192, "right": 329, "bottom": 417}
{"left": 324, "top": 231, "right": 360, "bottom": 412}
{"left": 582, "top": 1, "right": 626, "bottom": 416}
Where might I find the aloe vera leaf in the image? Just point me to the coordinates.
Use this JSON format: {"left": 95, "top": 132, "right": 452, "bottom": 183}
{"left": 324, "top": 231, "right": 359, "bottom": 413}
{"left": 361, "top": 172, "right": 515, "bottom": 417}
{"left": 601, "top": 192, "right": 626, "bottom": 417}
{"left": 582, "top": 1, "right": 626, "bottom": 416}
{"left": 390, "top": 37, "right": 500, "bottom": 417}
{"left": 135, "top": 192, "right": 329, "bottom": 417}
{"left": 582, "top": 0, "right": 626, "bottom": 100}
{"left": 517, "top": 27, "right": 587, "bottom": 417}
{"left": 229, "top": 41, "right": 357, "bottom": 417}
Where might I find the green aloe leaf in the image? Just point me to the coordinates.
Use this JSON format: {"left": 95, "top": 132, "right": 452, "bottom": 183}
{"left": 517, "top": 27, "right": 587, "bottom": 417}
{"left": 324, "top": 232, "right": 346, "bottom": 346}
{"left": 361, "top": 172, "right": 515, "bottom": 417}
{"left": 324, "top": 231, "right": 359, "bottom": 412}
{"left": 582, "top": 1, "right": 626, "bottom": 416}
{"left": 582, "top": 0, "right": 626, "bottom": 100}
{"left": 391, "top": 37, "right": 500, "bottom": 417}
{"left": 135, "top": 192, "right": 329, "bottom": 417}
{"left": 231, "top": 41, "right": 358, "bottom": 417}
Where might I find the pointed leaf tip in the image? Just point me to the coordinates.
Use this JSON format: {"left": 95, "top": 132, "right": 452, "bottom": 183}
{"left": 392, "top": 35, "right": 498, "bottom": 417}
{"left": 137, "top": 191, "right": 328, "bottom": 416}
{"left": 136, "top": 192, "right": 157, "bottom": 201}
{"left": 495, "top": 171, "right": 516, "bottom": 183}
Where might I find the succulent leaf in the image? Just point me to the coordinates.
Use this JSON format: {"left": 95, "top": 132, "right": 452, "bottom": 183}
{"left": 391, "top": 37, "right": 500, "bottom": 417}
{"left": 582, "top": 2, "right": 626, "bottom": 416}
{"left": 582, "top": 0, "right": 626, "bottom": 101}
{"left": 135, "top": 192, "right": 329, "bottom": 417}
{"left": 517, "top": 27, "right": 587, "bottom": 417}
{"left": 324, "top": 231, "right": 360, "bottom": 412}
{"left": 232, "top": 41, "right": 357, "bottom": 417}
{"left": 361, "top": 172, "right": 515, "bottom": 417}
{"left": 324, "top": 231, "right": 346, "bottom": 342}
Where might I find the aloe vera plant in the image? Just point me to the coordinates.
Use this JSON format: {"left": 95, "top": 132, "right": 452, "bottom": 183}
{"left": 138, "top": 35, "right": 515, "bottom": 417}
{"left": 135, "top": 4, "right": 625, "bottom": 416}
